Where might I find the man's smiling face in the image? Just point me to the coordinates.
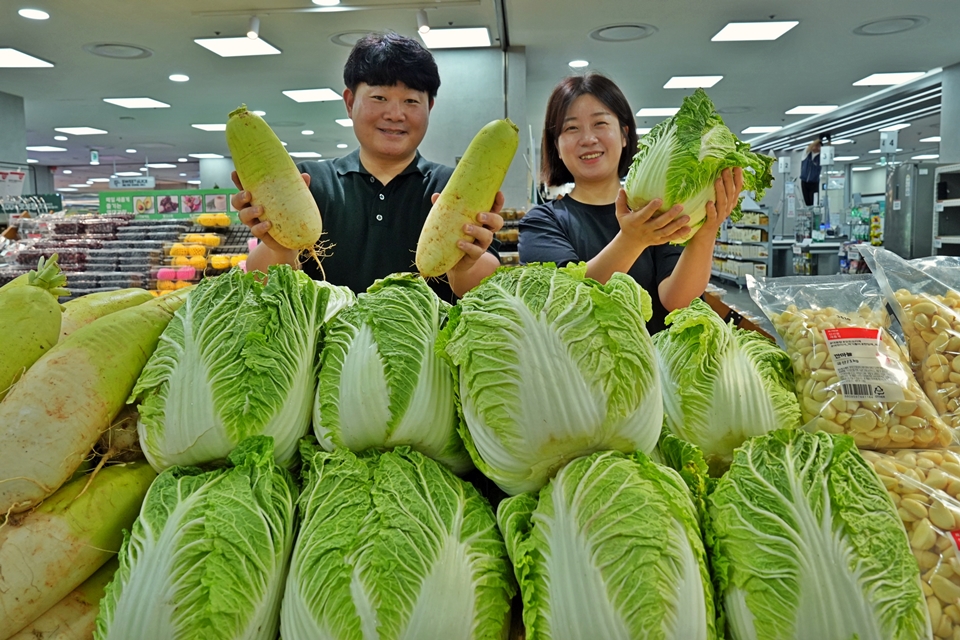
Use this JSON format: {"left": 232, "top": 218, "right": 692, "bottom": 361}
{"left": 344, "top": 82, "right": 432, "bottom": 164}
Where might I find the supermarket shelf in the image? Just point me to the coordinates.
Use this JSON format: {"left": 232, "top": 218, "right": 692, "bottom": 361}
{"left": 711, "top": 270, "right": 747, "bottom": 286}
{"left": 732, "top": 223, "right": 769, "bottom": 230}
{"left": 714, "top": 254, "right": 767, "bottom": 262}
{"left": 719, "top": 239, "right": 767, "bottom": 246}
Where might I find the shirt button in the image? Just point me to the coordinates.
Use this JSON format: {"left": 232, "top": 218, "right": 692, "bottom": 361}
{"left": 379, "top": 194, "right": 385, "bottom": 201}
{"left": 369, "top": 177, "right": 375, "bottom": 183}
{"left": 376, "top": 214, "right": 383, "bottom": 221}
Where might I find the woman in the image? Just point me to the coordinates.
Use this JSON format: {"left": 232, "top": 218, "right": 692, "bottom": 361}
{"left": 800, "top": 139, "right": 822, "bottom": 206}
{"left": 519, "top": 73, "right": 743, "bottom": 334}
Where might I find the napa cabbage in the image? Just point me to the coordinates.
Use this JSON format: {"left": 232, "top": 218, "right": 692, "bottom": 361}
{"left": 624, "top": 89, "right": 774, "bottom": 243}
{"left": 95, "top": 436, "right": 298, "bottom": 640}
{"left": 653, "top": 298, "right": 801, "bottom": 472}
{"left": 708, "top": 429, "right": 930, "bottom": 640}
{"left": 498, "top": 450, "right": 716, "bottom": 640}
{"left": 279, "top": 443, "right": 515, "bottom": 640}
{"left": 438, "top": 263, "right": 663, "bottom": 496}
{"left": 314, "top": 273, "right": 469, "bottom": 473}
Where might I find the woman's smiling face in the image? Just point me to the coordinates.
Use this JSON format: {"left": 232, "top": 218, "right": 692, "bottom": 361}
{"left": 556, "top": 93, "right": 627, "bottom": 186}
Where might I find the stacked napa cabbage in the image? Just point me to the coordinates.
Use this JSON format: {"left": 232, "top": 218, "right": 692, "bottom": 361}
{"left": 439, "top": 263, "right": 663, "bottom": 495}
{"left": 624, "top": 89, "right": 775, "bottom": 243}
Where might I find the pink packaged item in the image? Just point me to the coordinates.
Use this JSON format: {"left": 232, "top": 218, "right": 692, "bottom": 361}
{"left": 176, "top": 266, "right": 196, "bottom": 280}
{"left": 156, "top": 268, "right": 176, "bottom": 281}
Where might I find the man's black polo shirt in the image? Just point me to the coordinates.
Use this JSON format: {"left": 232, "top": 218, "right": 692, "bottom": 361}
{"left": 296, "top": 150, "right": 458, "bottom": 302}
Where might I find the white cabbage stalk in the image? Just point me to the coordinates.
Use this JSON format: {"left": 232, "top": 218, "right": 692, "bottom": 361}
{"left": 132, "top": 266, "right": 341, "bottom": 470}
{"left": 439, "top": 263, "right": 663, "bottom": 495}
{"left": 709, "top": 429, "right": 931, "bottom": 640}
{"left": 653, "top": 298, "right": 801, "bottom": 471}
{"left": 497, "top": 450, "right": 717, "bottom": 639}
{"left": 279, "top": 444, "right": 515, "bottom": 640}
{"left": 314, "top": 273, "right": 469, "bottom": 473}
{"left": 95, "top": 436, "right": 297, "bottom": 640}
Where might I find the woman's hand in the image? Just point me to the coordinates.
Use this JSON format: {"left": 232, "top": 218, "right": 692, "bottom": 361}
{"left": 696, "top": 167, "right": 744, "bottom": 239}
{"left": 615, "top": 188, "right": 690, "bottom": 254}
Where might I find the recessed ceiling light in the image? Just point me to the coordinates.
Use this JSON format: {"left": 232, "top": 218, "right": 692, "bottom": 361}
{"left": 89, "top": 178, "right": 110, "bottom": 182}
{"left": 53, "top": 135, "right": 67, "bottom": 141}
{"left": 336, "top": 118, "right": 354, "bottom": 127}
{"left": 301, "top": 130, "right": 315, "bottom": 135}
{"left": 18, "top": 9, "right": 50, "bottom": 20}
{"left": 54, "top": 127, "right": 107, "bottom": 136}
{"left": 146, "top": 163, "right": 177, "bottom": 168}
{"left": 636, "top": 127, "right": 652, "bottom": 135}
{"left": 832, "top": 139, "right": 854, "bottom": 145}
{"left": 853, "top": 72, "right": 925, "bottom": 86}
{"left": 313, "top": 0, "right": 341, "bottom": 5}
{"left": 177, "top": 157, "right": 188, "bottom": 162}
{"left": 192, "top": 124, "right": 226, "bottom": 132}
{"left": 568, "top": 60, "right": 589, "bottom": 68}
{"left": 103, "top": 97, "right": 170, "bottom": 109}
{"left": 852, "top": 166, "right": 874, "bottom": 171}
{"left": 139, "top": 167, "right": 148, "bottom": 172}
{"left": 194, "top": 36, "right": 281, "bottom": 58}
{"left": 289, "top": 151, "right": 323, "bottom": 158}
{"left": 58, "top": 187, "right": 78, "bottom": 192}
{"left": 711, "top": 21, "right": 799, "bottom": 42}
{"left": 636, "top": 107, "right": 679, "bottom": 117}
{"left": 834, "top": 156, "right": 860, "bottom": 161}
{"left": 26, "top": 145, "right": 66, "bottom": 152}
{"left": 82, "top": 43, "right": 152, "bottom": 60}
{"left": 62, "top": 169, "right": 72, "bottom": 174}
{"left": 116, "top": 171, "right": 142, "bottom": 176}
{"left": 252, "top": 110, "right": 266, "bottom": 116}
{"left": 187, "top": 180, "right": 202, "bottom": 185}
{"left": 880, "top": 123, "right": 910, "bottom": 132}
{"left": 741, "top": 126, "right": 782, "bottom": 134}
{"left": 785, "top": 105, "right": 838, "bottom": 115}
{"left": 337, "top": 143, "right": 348, "bottom": 149}
{"left": 853, "top": 16, "right": 929, "bottom": 36}
{"left": 0, "top": 48, "right": 53, "bottom": 67}
{"left": 282, "top": 88, "right": 342, "bottom": 103}
{"left": 664, "top": 75, "right": 723, "bottom": 89}
{"left": 169, "top": 74, "right": 189, "bottom": 82}
{"left": 589, "top": 23, "right": 658, "bottom": 42}
{"left": 420, "top": 27, "right": 491, "bottom": 49}
{"left": 26, "top": 158, "right": 38, "bottom": 163}
{"left": 913, "top": 154, "right": 940, "bottom": 160}
{"left": 188, "top": 153, "right": 224, "bottom": 159}
{"left": 179, "top": 172, "right": 187, "bottom": 176}
{"left": 921, "top": 136, "right": 941, "bottom": 143}
{"left": 126, "top": 148, "right": 136, "bottom": 153}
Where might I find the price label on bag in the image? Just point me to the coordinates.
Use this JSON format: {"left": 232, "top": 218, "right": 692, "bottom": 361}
{"left": 824, "top": 327, "right": 907, "bottom": 402}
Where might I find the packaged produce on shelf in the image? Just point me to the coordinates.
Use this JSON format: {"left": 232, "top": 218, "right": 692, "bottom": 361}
{"left": 8, "top": 558, "right": 118, "bottom": 640}
{"left": 170, "top": 255, "right": 207, "bottom": 270}
{"left": 709, "top": 429, "right": 931, "bottom": 640}
{"left": 131, "top": 266, "right": 342, "bottom": 471}
{"left": 861, "top": 448, "right": 960, "bottom": 640}
{"left": 439, "top": 262, "right": 663, "bottom": 495}
{"left": 193, "top": 212, "right": 232, "bottom": 227}
{"left": 315, "top": 273, "right": 469, "bottom": 473}
{"left": 280, "top": 444, "right": 515, "bottom": 640}
{"left": 624, "top": 88, "right": 775, "bottom": 244}
{"left": 165, "top": 242, "right": 208, "bottom": 258}
{"left": 182, "top": 233, "right": 221, "bottom": 247}
{"left": 0, "top": 255, "right": 68, "bottom": 401}
{"left": 95, "top": 437, "right": 297, "bottom": 640}
{"left": 861, "top": 246, "right": 960, "bottom": 432}
{"left": 749, "top": 274, "right": 953, "bottom": 450}
{"left": 0, "top": 289, "right": 187, "bottom": 515}
{"left": 0, "top": 462, "right": 156, "bottom": 639}
{"left": 498, "top": 449, "right": 716, "bottom": 639}
{"left": 653, "top": 298, "right": 801, "bottom": 473}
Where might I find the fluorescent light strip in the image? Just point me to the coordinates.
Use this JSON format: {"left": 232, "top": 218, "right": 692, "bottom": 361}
{"left": 188, "top": 153, "right": 224, "bottom": 159}
{"left": 664, "top": 75, "right": 722, "bottom": 89}
{"left": 26, "top": 159, "right": 38, "bottom": 163}
{"left": 103, "top": 97, "right": 170, "bottom": 109}
{"left": 194, "top": 37, "right": 281, "bottom": 57}
{"left": 854, "top": 72, "right": 925, "bottom": 86}
{"left": 832, "top": 139, "right": 854, "bottom": 145}
{"left": 785, "top": 105, "right": 837, "bottom": 115}
{"left": 282, "top": 88, "right": 341, "bottom": 102}
{"left": 879, "top": 123, "right": 910, "bottom": 132}
{"left": 146, "top": 163, "right": 177, "bottom": 169}
{"left": 711, "top": 21, "right": 799, "bottom": 42}
{"left": 833, "top": 156, "right": 859, "bottom": 161}
{"left": 742, "top": 126, "right": 782, "bottom": 134}
{"left": 289, "top": 151, "right": 323, "bottom": 158}
{"left": 26, "top": 145, "right": 66, "bottom": 152}
{"left": 852, "top": 167, "right": 874, "bottom": 172}
{"left": 420, "top": 27, "right": 491, "bottom": 49}
{"left": 921, "top": 136, "right": 941, "bottom": 143}
{"left": 636, "top": 107, "right": 679, "bottom": 117}
{"left": 192, "top": 124, "right": 226, "bottom": 131}
{"left": 0, "top": 47, "right": 53, "bottom": 68}
{"left": 913, "top": 154, "right": 939, "bottom": 160}
{"left": 89, "top": 178, "right": 110, "bottom": 183}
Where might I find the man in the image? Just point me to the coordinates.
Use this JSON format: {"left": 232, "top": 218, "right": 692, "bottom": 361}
{"left": 231, "top": 32, "right": 504, "bottom": 300}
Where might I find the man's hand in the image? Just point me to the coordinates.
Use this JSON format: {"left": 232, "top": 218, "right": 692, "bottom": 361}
{"left": 231, "top": 170, "right": 310, "bottom": 253}
{"left": 442, "top": 191, "right": 505, "bottom": 274}
{"left": 696, "top": 167, "right": 744, "bottom": 239}
{"left": 615, "top": 189, "right": 690, "bottom": 255}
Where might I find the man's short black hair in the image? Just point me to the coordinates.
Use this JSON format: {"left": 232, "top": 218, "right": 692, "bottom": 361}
{"left": 344, "top": 32, "right": 440, "bottom": 99}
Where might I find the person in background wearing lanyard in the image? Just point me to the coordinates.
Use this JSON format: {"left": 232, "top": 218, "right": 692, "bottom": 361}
{"left": 518, "top": 73, "right": 743, "bottom": 334}
{"left": 231, "top": 32, "right": 504, "bottom": 302}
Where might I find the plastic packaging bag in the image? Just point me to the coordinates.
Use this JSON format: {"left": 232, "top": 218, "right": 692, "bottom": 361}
{"left": 862, "top": 448, "right": 960, "bottom": 639}
{"left": 748, "top": 274, "right": 952, "bottom": 449}
{"left": 861, "top": 247, "right": 960, "bottom": 432}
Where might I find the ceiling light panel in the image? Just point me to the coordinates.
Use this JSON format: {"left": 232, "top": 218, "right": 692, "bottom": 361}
{"left": 636, "top": 107, "right": 679, "bottom": 117}
{"left": 833, "top": 156, "right": 860, "bottom": 161}
{"left": 711, "top": 21, "right": 799, "bottom": 42}
{"left": 880, "top": 123, "right": 910, "bottom": 131}
{"left": 103, "top": 97, "right": 170, "bottom": 109}
{"left": 335, "top": 118, "right": 354, "bottom": 127}
{"left": 664, "top": 76, "right": 723, "bottom": 89}
{"left": 54, "top": 126, "right": 107, "bottom": 135}
{"left": 853, "top": 72, "right": 925, "bottom": 86}
{"left": 26, "top": 145, "right": 66, "bottom": 152}
{"left": 742, "top": 126, "right": 783, "bottom": 134}
{"left": 282, "top": 88, "right": 341, "bottom": 103}
{"left": 785, "top": 105, "right": 838, "bottom": 115}
{"left": 288, "top": 152, "right": 323, "bottom": 158}
{"left": 18, "top": 9, "right": 50, "bottom": 20}
{"left": 0, "top": 47, "right": 53, "bottom": 67}
{"left": 420, "top": 27, "right": 491, "bottom": 49}
{"left": 194, "top": 37, "right": 281, "bottom": 58}
{"left": 913, "top": 154, "right": 940, "bottom": 160}
{"left": 921, "top": 136, "right": 942, "bottom": 143}
{"left": 188, "top": 153, "right": 224, "bottom": 159}
{"left": 116, "top": 171, "right": 142, "bottom": 176}
{"left": 192, "top": 124, "right": 226, "bottom": 131}
{"left": 145, "top": 163, "right": 177, "bottom": 168}
{"left": 852, "top": 167, "right": 874, "bottom": 171}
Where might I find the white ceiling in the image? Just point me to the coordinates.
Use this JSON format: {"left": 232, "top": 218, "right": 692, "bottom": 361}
{"left": 1, "top": 0, "right": 958, "bottom": 193}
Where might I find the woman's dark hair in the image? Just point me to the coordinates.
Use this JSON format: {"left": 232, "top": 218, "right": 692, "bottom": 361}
{"left": 344, "top": 32, "right": 441, "bottom": 99}
{"left": 541, "top": 73, "right": 637, "bottom": 187}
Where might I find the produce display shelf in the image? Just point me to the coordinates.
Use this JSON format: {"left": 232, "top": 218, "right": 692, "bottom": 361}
{"left": 732, "top": 223, "right": 769, "bottom": 230}
{"left": 714, "top": 254, "right": 767, "bottom": 262}
{"left": 720, "top": 239, "right": 767, "bottom": 246}
{"left": 710, "top": 270, "right": 746, "bottom": 286}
